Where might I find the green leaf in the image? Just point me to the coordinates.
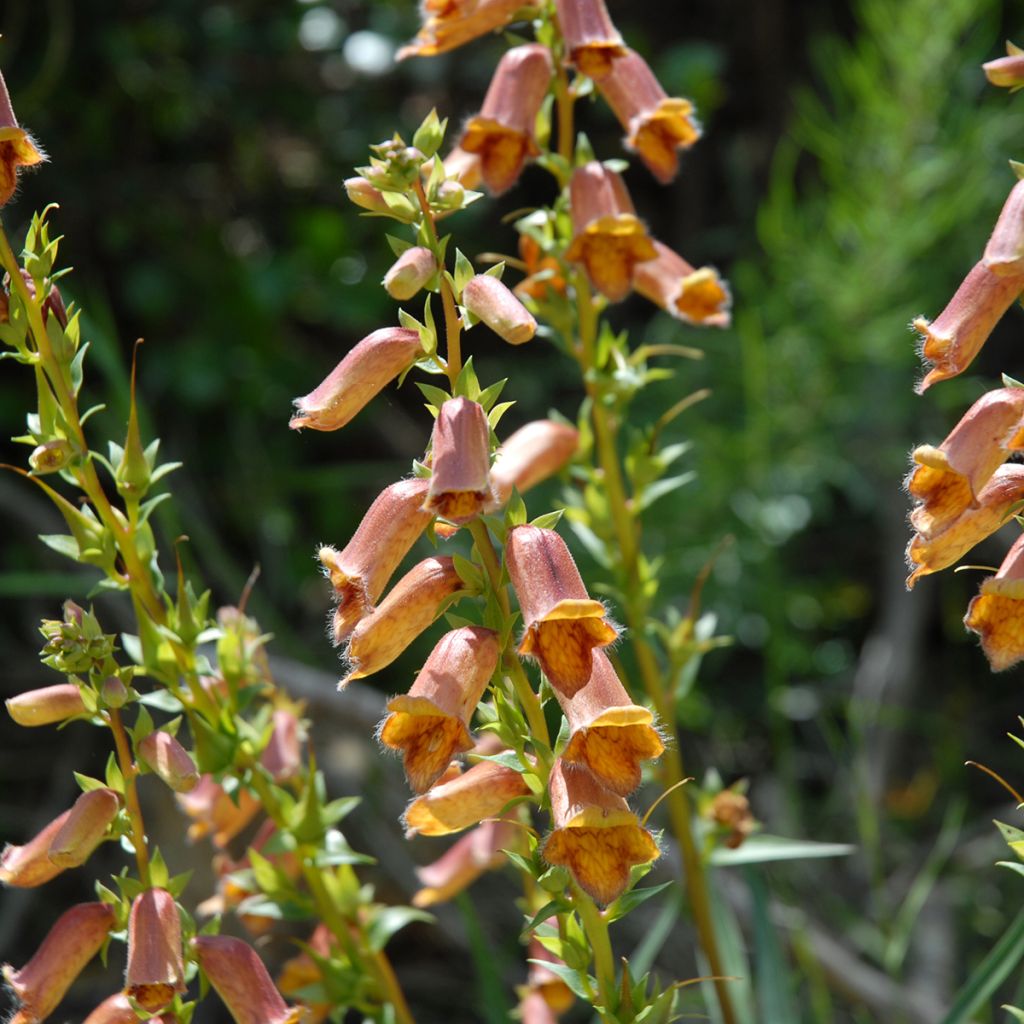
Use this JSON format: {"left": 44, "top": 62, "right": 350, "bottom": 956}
{"left": 606, "top": 880, "right": 674, "bottom": 922}
{"left": 137, "top": 689, "right": 184, "bottom": 713}
{"left": 941, "top": 910, "right": 1024, "bottom": 1024}
{"left": 314, "top": 828, "right": 376, "bottom": 867}
{"left": 529, "top": 509, "right": 565, "bottom": 530}
{"left": 367, "top": 907, "right": 434, "bottom": 952}
{"left": 454, "top": 248, "right": 475, "bottom": 296}
{"left": 747, "top": 868, "right": 798, "bottom": 1022}
{"left": 1003, "top": 1006, "right": 1024, "bottom": 1022}
{"left": 527, "top": 959, "right": 594, "bottom": 1000}
{"left": 104, "top": 751, "right": 125, "bottom": 792}
{"left": 149, "top": 846, "right": 170, "bottom": 889}
{"left": 710, "top": 834, "right": 855, "bottom": 867}
{"left": 636, "top": 472, "right": 696, "bottom": 513}
{"left": 476, "top": 377, "right": 507, "bottom": 414}
{"left": 74, "top": 771, "right": 107, "bottom": 793}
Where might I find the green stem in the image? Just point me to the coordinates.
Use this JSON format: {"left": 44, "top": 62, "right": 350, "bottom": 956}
{"left": 573, "top": 886, "right": 617, "bottom": 1021}
{"left": 108, "top": 707, "right": 151, "bottom": 886}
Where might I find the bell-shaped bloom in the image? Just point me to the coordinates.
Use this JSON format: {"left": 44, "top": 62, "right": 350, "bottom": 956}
{"left": 542, "top": 759, "right": 659, "bottom": 907}
{"left": 6, "top": 682, "right": 86, "bottom": 727}
{"left": 914, "top": 262, "right": 1024, "bottom": 393}
{"left": 138, "top": 730, "right": 200, "bottom": 793}
{"left": 176, "top": 775, "right": 261, "bottom": 848}
{"left": 0, "top": 70, "right": 45, "bottom": 208}
{"left": 506, "top": 524, "right": 619, "bottom": 696}
{"left": 192, "top": 935, "right": 304, "bottom": 1024}
{"left": 558, "top": 650, "right": 663, "bottom": 796}
{"left": 906, "top": 387, "right": 1024, "bottom": 537}
{"left": 983, "top": 42, "right": 1024, "bottom": 88}
{"left": 555, "top": 0, "right": 626, "bottom": 79}
{"left": 3, "top": 902, "right": 115, "bottom": 1024}
{"left": 985, "top": 178, "right": 1024, "bottom": 278}
{"left": 489, "top": 419, "right": 579, "bottom": 509}
{"left": 565, "top": 162, "right": 656, "bottom": 302}
{"left": 384, "top": 246, "right": 437, "bottom": 301}
{"left": 425, "top": 398, "right": 493, "bottom": 525}
{"left": 319, "top": 477, "right": 433, "bottom": 644}
{"left": 84, "top": 993, "right": 175, "bottom": 1024}
{"left": 277, "top": 925, "right": 332, "bottom": 1024}
{"left": 633, "top": 241, "right": 731, "bottom": 327}
{"left": 965, "top": 531, "right": 1024, "bottom": 670}
{"left": 125, "top": 888, "right": 186, "bottom": 1012}
{"left": 516, "top": 234, "right": 568, "bottom": 301}
{"left": 404, "top": 759, "right": 531, "bottom": 836}
{"left": 596, "top": 49, "right": 700, "bottom": 183}
{"left": 47, "top": 787, "right": 120, "bottom": 869}
{"left": 906, "top": 465, "right": 1024, "bottom": 588}
{"left": 412, "top": 816, "right": 519, "bottom": 906}
{"left": 1, "top": 809, "right": 72, "bottom": 888}
{"left": 380, "top": 626, "right": 500, "bottom": 792}
{"left": 290, "top": 327, "right": 422, "bottom": 431}
{"left": 397, "top": 0, "right": 534, "bottom": 60}
{"left": 462, "top": 274, "right": 537, "bottom": 345}
{"left": 458, "top": 44, "right": 553, "bottom": 194}
{"left": 342, "top": 555, "right": 462, "bottom": 686}
{"left": 260, "top": 708, "right": 303, "bottom": 782}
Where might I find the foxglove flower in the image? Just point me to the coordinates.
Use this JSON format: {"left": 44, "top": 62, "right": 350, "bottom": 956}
{"left": 489, "top": 419, "right": 579, "bottom": 508}
{"left": 0, "top": 69, "right": 45, "bottom": 208}
{"left": 555, "top": 0, "right": 626, "bottom": 79}
{"left": 412, "top": 816, "right": 519, "bottom": 906}
{"left": 84, "top": 993, "right": 174, "bottom": 1024}
{"left": 176, "top": 774, "right": 260, "bottom": 848}
{"left": 633, "top": 241, "right": 731, "bottom": 326}
{"left": 983, "top": 42, "right": 1024, "bottom": 89}
{"left": 125, "top": 888, "right": 186, "bottom": 1012}
{"left": 138, "top": 729, "right": 200, "bottom": 793}
{"left": 6, "top": 682, "right": 86, "bottom": 727}
{"left": 424, "top": 398, "right": 494, "bottom": 524}
{"left": 515, "top": 234, "right": 568, "bottom": 301}
{"left": 965, "top": 531, "right": 1024, "bottom": 670}
{"left": 397, "top": 0, "right": 536, "bottom": 60}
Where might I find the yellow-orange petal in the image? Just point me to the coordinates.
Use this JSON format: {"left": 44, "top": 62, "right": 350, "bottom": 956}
{"left": 565, "top": 214, "right": 657, "bottom": 303}
{"left": 404, "top": 760, "right": 531, "bottom": 836}
{"left": 380, "top": 699, "right": 473, "bottom": 794}
{"left": 519, "top": 602, "right": 618, "bottom": 697}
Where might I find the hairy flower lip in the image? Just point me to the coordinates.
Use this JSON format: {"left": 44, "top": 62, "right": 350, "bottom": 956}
{"left": 397, "top": 0, "right": 538, "bottom": 60}
{"left": 633, "top": 241, "right": 731, "bottom": 327}
{"left": 0, "top": 70, "right": 46, "bottom": 209}
{"left": 424, "top": 398, "right": 494, "bottom": 525}
{"left": 965, "top": 532, "right": 1024, "bottom": 671}
{"left": 555, "top": 0, "right": 626, "bottom": 79}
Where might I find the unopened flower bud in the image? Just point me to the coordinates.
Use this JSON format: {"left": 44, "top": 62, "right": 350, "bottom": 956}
{"left": 555, "top": 0, "right": 626, "bottom": 79}
{"left": 3, "top": 902, "right": 115, "bottom": 1023}
{"left": 260, "top": 708, "right": 303, "bottom": 782}
{"left": 344, "top": 175, "right": 391, "bottom": 213}
{"left": 6, "top": 682, "right": 86, "bottom": 727}
{"left": 985, "top": 178, "right": 1024, "bottom": 278}
{"left": 434, "top": 178, "right": 466, "bottom": 210}
{"left": 0, "top": 69, "right": 45, "bottom": 208}
{"left": 489, "top": 419, "right": 579, "bottom": 508}
{"left": 462, "top": 274, "right": 537, "bottom": 345}
{"left": 634, "top": 241, "right": 731, "bottom": 326}
{"left": 425, "top": 398, "right": 493, "bottom": 525}
{"left": 983, "top": 43, "right": 1024, "bottom": 88}
{"left": 192, "top": 935, "right": 304, "bottom": 1024}
{"left": 290, "top": 327, "right": 422, "bottom": 432}
{"left": 28, "top": 438, "right": 73, "bottom": 474}
{"left": 100, "top": 675, "right": 130, "bottom": 709}
{"left": 47, "top": 787, "right": 119, "bottom": 868}
{"left": 125, "top": 888, "right": 187, "bottom": 1012}
{"left": 398, "top": 0, "right": 536, "bottom": 60}
{"left": 1, "top": 809, "right": 73, "bottom": 888}
{"left": 342, "top": 556, "right": 463, "bottom": 686}
{"left": 384, "top": 246, "right": 437, "bottom": 301}
{"left": 138, "top": 730, "right": 199, "bottom": 793}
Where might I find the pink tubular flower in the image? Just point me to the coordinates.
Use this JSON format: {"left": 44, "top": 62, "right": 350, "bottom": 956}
{"left": 489, "top": 419, "right": 579, "bottom": 509}
{"left": 3, "top": 901, "right": 116, "bottom": 1024}
{"left": 914, "top": 262, "right": 1024, "bottom": 392}
{"left": 125, "top": 888, "right": 186, "bottom": 1012}
{"left": 380, "top": 626, "right": 500, "bottom": 792}
{"left": 1, "top": 809, "right": 72, "bottom": 888}
{"left": 342, "top": 555, "right": 463, "bottom": 686}
{"left": 906, "top": 464, "right": 1024, "bottom": 588}
{"left": 260, "top": 708, "right": 303, "bottom": 782}
{"left": 565, "top": 162, "right": 656, "bottom": 302}
{"left": 542, "top": 759, "right": 659, "bottom": 907}
{"left": 0, "top": 70, "right": 45, "bottom": 209}
{"left": 5, "top": 682, "right": 86, "bottom": 727}
{"left": 558, "top": 650, "right": 664, "bottom": 796}
{"left": 319, "top": 477, "right": 433, "bottom": 644}
{"left": 596, "top": 49, "right": 700, "bottom": 183}
{"left": 176, "top": 775, "right": 261, "bottom": 848}
{"left": 965, "top": 532, "right": 1024, "bottom": 670}
{"left": 425, "top": 398, "right": 494, "bottom": 525}
{"left": 985, "top": 178, "right": 1024, "bottom": 277}
{"left": 983, "top": 42, "right": 1024, "bottom": 89}
{"left": 462, "top": 274, "right": 537, "bottom": 345}
{"left": 397, "top": 0, "right": 536, "bottom": 60}
{"left": 412, "top": 816, "right": 520, "bottom": 906}
{"left": 289, "top": 327, "right": 422, "bottom": 431}
{"left": 555, "top": 0, "right": 626, "bottom": 79}
{"left": 384, "top": 246, "right": 437, "bottom": 301}
{"left": 906, "top": 387, "right": 1024, "bottom": 538}
{"left": 633, "top": 241, "right": 731, "bottom": 327}
{"left": 47, "top": 787, "right": 120, "bottom": 869}
{"left": 192, "top": 935, "right": 304, "bottom": 1024}
{"left": 138, "top": 729, "right": 200, "bottom": 793}
{"left": 404, "top": 759, "right": 532, "bottom": 836}
{"left": 458, "top": 44, "right": 553, "bottom": 194}
{"left": 506, "top": 524, "right": 618, "bottom": 697}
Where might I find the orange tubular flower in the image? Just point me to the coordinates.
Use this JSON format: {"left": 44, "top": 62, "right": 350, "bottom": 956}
{"left": 458, "top": 44, "right": 553, "bottom": 195}
{"left": 5, "top": 682, "right": 86, "bottom": 727}
{"left": 380, "top": 626, "right": 500, "bottom": 792}
{"left": 404, "top": 759, "right": 531, "bottom": 836}
{"left": 565, "top": 162, "right": 657, "bottom": 302}
{"left": 138, "top": 729, "right": 200, "bottom": 793}
{"left": 596, "top": 49, "right": 700, "bottom": 184}
{"left": 176, "top": 775, "right": 261, "bottom": 848}
{"left": 319, "top": 477, "right": 433, "bottom": 644}
{"left": 555, "top": 0, "right": 626, "bottom": 79}
{"left": 0, "top": 70, "right": 45, "bottom": 209}
{"left": 913, "top": 262, "right": 1024, "bottom": 393}
{"left": 516, "top": 234, "right": 568, "bottom": 301}
{"left": 47, "top": 787, "right": 120, "bottom": 869}
{"left": 489, "top": 419, "right": 579, "bottom": 509}
{"left": 506, "top": 524, "right": 618, "bottom": 697}
{"left": 3, "top": 902, "right": 116, "bottom": 1024}
{"left": 965, "top": 532, "right": 1024, "bottom": 670}
{"left": 0, "top": 809, "right": 72, "bottom": 888}
{"left": 462, "top": 274, "right": 538, "bottom": 345}
{"left": 983, "top": 43, "right": 1024, "bottom": 89}
{"left": 906, "top": 387, "right": 1024, "bottom": 537}
{"left": 125, "top": 889, "right": 186, "bottom": 1013}
{"left": 633, "top": 240, "right": 732, "bottom": 327}
{"left": 906, "top": 464, "right": 1024, "bottom": 588}
{"left": 342, "top": 555, "right": 462, "bottom": 686}
{"left": 541, "top": 759, "right": 659, "bottom": 907}
{"left": 985, "top": 178, "right": 1024, "bottom": 278}
{"left": 192, "top": 935, "right": 304, "bottom": 1024}
{"left": 558, "top": 650, "right": 663, "bottom": 796}
{"left": 289, "top": 326, "right": 422, "bottom": 431}
{"left": 520, "top": 988, "right": 560, "bottom": 1024}
{"left": 397, "top": 0, "right": 536, "bottom": 60}
{"left": 412, "top": 816, "right": 520, "bottom": 906}
{"left": 424, "top": 398, "right": 494, "bottom": 525}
